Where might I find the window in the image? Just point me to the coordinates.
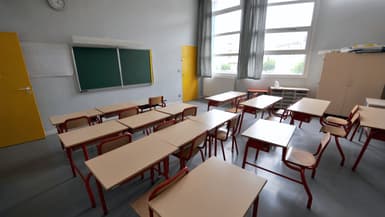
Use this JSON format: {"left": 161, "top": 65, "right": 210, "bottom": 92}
{"left": 211, "top": 0, "right": 316, "bottom": 76}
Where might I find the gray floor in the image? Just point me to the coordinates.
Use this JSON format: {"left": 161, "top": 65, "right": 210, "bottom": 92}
{"left": 1, "top": 100, "right": 385, "bottom": 217}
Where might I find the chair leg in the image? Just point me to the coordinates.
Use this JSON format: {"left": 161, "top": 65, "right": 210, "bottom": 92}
{"left": 254, "top": 149, "right": 260, "bottom": 161}
{"left": 334, "top": 137, "right": 345, "bottom": 166}
{"left": 220, "top": 140, "right": 226, "bottom": 161}
{"left": 150, "top": 168, "right": 154, "bottom": 185}
{"left": 349, "top": 124, "right": 359, "bottom": 141}
{"left": 300, "top": 169, "right": 313, "bottom": 209}
{"left": 199, "top": 149, "right": 205, "bottom": 162}
{"left": 242, "top": 144, "right": 250, "bottom": 169}
{"left": 299, "top": 121, "right": 303, "bottom": 128}
{"left": 311, "top": 168, "right": 317, "bottom": 179}
{"left": 232, "top": 136, "right": 239, "bottom": 154}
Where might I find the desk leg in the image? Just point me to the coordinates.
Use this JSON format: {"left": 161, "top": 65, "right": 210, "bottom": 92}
{"left": 96, "top": 180, "right": 108, "bottom": 215}
{"left": 81, "top": 144, "right": 90, "bottom": 160}
{"left": 207, "top": 101, "right": 211, "bottom": 111}
{"left": 65, "top": 148, "right": 76, "bottom": 177}
{"left": 252, "top": 196, "right": 259, "bottom": 217}
{"left": 242, "top": 142, "right": 250, "bottom": 169}
{"left": 352, "top": 133, "right": 372, "bottom": 171}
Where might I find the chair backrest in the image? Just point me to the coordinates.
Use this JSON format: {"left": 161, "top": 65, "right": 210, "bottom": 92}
{"left": 314, "top": 132, "right": 331, "bottom": 166}
{"left": 346, "top": 107, "right": 360, "bottom": 133}
{"left": 149, "top": 96, "right": 165, "bottom": 109}
{"left": 153, "top": 119, "right": 177, "bottom": 132}
{"left": 181, "top": 107, "right": 197, "bottom": 120}
{"left": 118, "top": 107, "right": 139, "bottom": 119}
{"left": 97, "top": 134, "right": 132, "bottom": 155}
{"left": 349, "top": 105, "right": 359, "bottom": 119}
{"left": 148, "top": 167, "right": 189, "bottom": 201}
{"left": 63, "top": 116, "right": 91, "bottom": 132}
{"left": 230, "top": 114, "right": 241, "bottom": 136}
{"left": 178, "top": 131, "right": 207, "bottom": 161}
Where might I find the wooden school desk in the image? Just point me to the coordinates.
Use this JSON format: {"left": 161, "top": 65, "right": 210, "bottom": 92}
{"left": 189, "top": 109, "right": 238, "bottom": 156}
{"left": 95, "top": 102, "right": 139, "bottom": 118}
{"left": 85, "top": 135, "right": 177, "bottom": 215}
{"left": 205, "top": 91, "right": 247, "bottom": 111}
{"left": 352, "top": 106, "right": 385, "bottom": 171}
{"left": 287, "top": 97, "right": 330, "bottom": 126}
{"left": 239, "top": 95, "right": 282, "bottom": 131}
{"left": 156, "top": 102, "right": 197, "bottom": 119}
{"left": 117, "top": 110, "right": 171, "bottom": 133}
{"left": 366, "top": 97, "right": 385, "bottom": 108}
{"left": 149, "top": 157, "right": 267, "bottom": 217}
{"left": 49, "top": 109, "right": 102, "bottom": 133}
{"left": 58, "top": 120, "right": 128, "bottom": 177}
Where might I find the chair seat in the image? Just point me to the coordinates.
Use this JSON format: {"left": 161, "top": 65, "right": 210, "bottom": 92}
{"left": 285, "top": 147, "right": 316, "bottom": 167}
{"left": 320, "top": 125, "right": 347, "bottom": 137}
{"left": 215, "top": 130, "right": 228, "bottom": 140}
{"left": 226, "top": 107, "right": 243, "bottom": 113}
{"left": 325, "top": 116, "right": 348, "bottom": 125}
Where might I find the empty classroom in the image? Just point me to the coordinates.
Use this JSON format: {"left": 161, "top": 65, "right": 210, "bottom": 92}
{"left": 1, "top": 1, "right": 385, "bottom": 217}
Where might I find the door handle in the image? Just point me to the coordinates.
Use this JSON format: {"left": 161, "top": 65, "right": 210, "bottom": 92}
{"left": 17, "top": 86, "right": 32, "bottom": 94}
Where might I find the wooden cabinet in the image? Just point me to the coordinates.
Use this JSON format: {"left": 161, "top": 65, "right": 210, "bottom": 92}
{"left": 270, "top": 86, "right": 309, "bottom": 109}
{"left": 317, "top": 52, "right": 385, "bottom": 116}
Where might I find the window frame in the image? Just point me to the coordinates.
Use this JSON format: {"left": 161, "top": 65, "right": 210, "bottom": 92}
{"left": 210, "top": 0, "right": 319, "bottom": 78}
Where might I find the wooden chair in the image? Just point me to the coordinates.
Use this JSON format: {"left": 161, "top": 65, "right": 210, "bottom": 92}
{"left": 265, "top": 108, "right": 290, "bottom": 123}
{"left": 181, "top": 107, "right": 197, "bottom": 120}
{"left": 226, "top": 95, "right": 248, "bottom": 113}
{"left": 173, "top": 131, "right": 207, "bottom": 169}
{"left": 118, "top": 107, "right": 139, "bottom": 119}
{"left": 283, "top": 132, "right": 331, "bottom": 209}
{"left": 210, "top": 114, "right": 241, "bottom": 160}
{"left": 149, "top": 96, "right": 166, "bottom": 110}
{"left": 153, "top": 119, "right": 177, "bottom": 132}
{"left": 320, "top": 105, "right": 360, "bottom": 166}
{"left": 130, "top": 167, "right": 189, "bottom": 217}
{"left": 62, "top": 116, "right": 91, "bottom": 132}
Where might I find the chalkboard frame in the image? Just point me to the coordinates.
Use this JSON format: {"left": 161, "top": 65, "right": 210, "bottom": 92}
{"left": 72, "top": 46, "right": 153, "bottom": 92}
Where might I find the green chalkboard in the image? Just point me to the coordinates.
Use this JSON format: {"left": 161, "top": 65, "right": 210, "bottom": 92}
{"left": 73, "top": 47, "right": 121, "bottom": 91}
{"left": 120, "top": 49, "right": 152, "bottom": 85}
{"left": 72, "top": 47, "right": 153, "bottom": 91}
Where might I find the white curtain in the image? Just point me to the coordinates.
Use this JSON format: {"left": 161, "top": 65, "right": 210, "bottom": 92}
{"left": 197, "top": 0, "right": 212, "bottom": 77}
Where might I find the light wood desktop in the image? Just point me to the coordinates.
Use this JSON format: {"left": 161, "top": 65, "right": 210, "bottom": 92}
{"left": 352, "top": 106, "right": 385, "bottom": 171}
{"left": 96, "top": 102, "right": 139, "bottom": 117}
{"left": 205, "top": 91, "right": 246, "bottom": 111}
{"left": 189, "top": 109, "right": 237, "bottom": 156}
{"left": 153, "top": 119, "right": 208, "bottom": 148}
{"left": 149, "top": 157, "right": 267, "bottom": 217}
{"left": 366, "top": 97, "right": 385, "bottom": 108}
{"left": 86, "top": 135, "right": 177, "bottom": 215}
{"left": 239, "top": 95, "right": 282, "bottom": 131}
{"left": 58, "top": 120, "right": 128, "bottom": 177}
{"left": 117, "top": 110, "right": 170, "bottom": 133}
{"left": 288, "top": 97, "right": 330, "bottom": 126}
{"left": 49, "top": 109, "right": 102, "bottom": 133}
{"left": 156, "top": 102, "right": 197, "bottom": 118}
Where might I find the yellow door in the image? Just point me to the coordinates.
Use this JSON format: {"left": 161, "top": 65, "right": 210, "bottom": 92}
{"left": 0, "top": 32, "right": 45, "bottom": 147}
{"left": 182, "top": 46, "right": 198, "bottom": 102}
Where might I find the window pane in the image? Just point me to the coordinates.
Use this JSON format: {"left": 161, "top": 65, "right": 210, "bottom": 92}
{"left": 268, "top": 0, "right": 300, "bottom": 3}
{"left": 213, "top": 34, "right": 240, "bottom": 54}
{"left": 212, "top": 56, "right": 238, "bottom": 74}
{"left": 213, "top": 10, "right": 241, "bottom": 35}
{"left": 265, "top": 32, "right": 307, "bottom": 51}
{"left": 262, "top": 55, "right": 305, "bottom": 75}
{"left": 265, "top": 3, "right": 314, "bottom": 29}
{"left": 213, "top": 0, "right": 240, "bottom": 11}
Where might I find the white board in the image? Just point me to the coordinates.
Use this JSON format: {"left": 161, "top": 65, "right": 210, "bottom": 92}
{"left": 21, "top": 42, "right": 74, "bottom": 77}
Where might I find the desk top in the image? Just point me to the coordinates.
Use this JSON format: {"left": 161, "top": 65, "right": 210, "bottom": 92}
{"left": 117, "top": 110, "right": 170, "bottom": 130}
{"left": 242, "top": 119, "right": 295, "bottom": 148}
{"left": 58, "top": 120, "right": 127, "bottom": 148}
{"left": 366, "top": 98, "right": 385, "bottom": 108}
{"left": 189, "top": 109, "right": 238, "bottom": 130}
{"left": 49, "top": 109, "right": 102, "bottom": 125}
{"left": 288, "top": 97, "right": 330, "bottom": 117}
{"left": 85, "top": 135, "right": 177, "bottom": 190}
{"left": 359, "top": 106, "right": 385, "bottom": 130}
{"left": 153, "top": 120, "right": 208, "bottom": 148}
{"left": 156, "top": 103, "right": 197, "bottom": 116}
{"left": 240, "top": 95, "right": 282, "bottom": 109}
{"left": 149, "top": 157, "right": 267, "bottom": 217}
{"left": 205, "top": 91, "right": 246, "bottom": 102}
{"left": 96, "top": 102, "right": 138, "bottom": 115}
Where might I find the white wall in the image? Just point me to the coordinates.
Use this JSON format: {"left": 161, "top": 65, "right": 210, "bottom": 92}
{"left": 0, "top": 0, "right": 198, "bottom": 133}
{"left": 204, "top": 0, "right": 385, "bottom": 97}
